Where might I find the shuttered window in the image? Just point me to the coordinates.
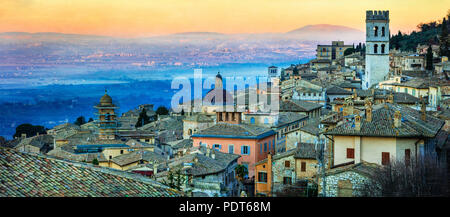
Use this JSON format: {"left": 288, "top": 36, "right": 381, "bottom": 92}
{"left": 405, "top": 149, "right": 411, "bottom": 166}
{"left": 301, "top": 162, "right": 306, "bottom": 172}
{"left": 347, "top": 148, "right": 355, "bottom": 159}
{"left": 382, "top": 152, "right": 390, "bottom": 165}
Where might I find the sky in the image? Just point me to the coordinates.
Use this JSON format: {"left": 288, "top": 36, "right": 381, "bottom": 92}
{"left": 0, "top": 0, "right": 448, "bottom": 37}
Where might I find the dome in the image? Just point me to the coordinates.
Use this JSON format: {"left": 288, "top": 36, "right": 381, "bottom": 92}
{"left": 100, "top": 91, "right": 113, "bottom": 105}
{"left": 216, "top": 72, "right": 222, "bottom": 80}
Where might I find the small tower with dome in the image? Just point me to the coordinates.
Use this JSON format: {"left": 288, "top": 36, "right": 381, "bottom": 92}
{"left": 94, "top": 90, "right": 119, "bottom": 140}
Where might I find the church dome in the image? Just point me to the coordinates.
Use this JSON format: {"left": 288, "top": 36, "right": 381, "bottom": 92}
{"left": 99, "top": 90, "right": 113, "bottom": 106}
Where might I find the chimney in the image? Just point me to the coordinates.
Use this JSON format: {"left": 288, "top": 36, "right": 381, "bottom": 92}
{"left": 420, "top": 96, "right": 426, "bottom": 121}
{"left": 206, "top": 148, "right": 210, "bottom": 156}
{"left": 211, "top": 150, "right": 216, "bottom": 159}
{"left": 394, "top": 111, "right": 402, "bottom": 128}
{"left": 365, "top": 100, "right": 373, "bottom": 122}
{"left": 354, "top": 115, "right": 361, "bottom": 131}
{"left": 387, "top": 93, "right": 394, "bottom": 103}
{"left": 153, "top": 162, "right": 158, "bottom": 175}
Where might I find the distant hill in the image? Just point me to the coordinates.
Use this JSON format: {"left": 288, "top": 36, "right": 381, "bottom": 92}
{"left": 286, "top": 24, "right": 364, "bottom": 41}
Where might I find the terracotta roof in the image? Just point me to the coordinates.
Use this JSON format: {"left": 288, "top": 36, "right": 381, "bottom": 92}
{"left": 324, "top": 104, "right": 444, "bottom": 138}
{"left": 276, "top": 112, "right": 308, "bottom": 127}
{"left": 0, "top": 148, "right": 181, "bottom": 197}
{"left": 192, "top": 123, "right": 276, "bottom": 139}
{"left": 165, "top": 147, "right": 240, "bottom": 176}
{"left": 280, "top": 100, "right": 322, "bottom": 112}
{"left": 326, "top": 86, "right": 353, "bottom": 95}
{"left": 183, "top": 114, "right": 214, "bottom": 123}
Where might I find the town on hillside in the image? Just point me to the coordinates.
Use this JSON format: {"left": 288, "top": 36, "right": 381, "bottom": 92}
{"left": 1, "top": 9, "right": 449, "bottom": 198}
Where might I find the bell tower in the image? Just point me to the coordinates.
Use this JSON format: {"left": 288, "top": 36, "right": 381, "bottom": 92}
{"left": 364, "top": 10, "right": 390, "bottom": 89}
{"left": 94, "top": 90, "right": 119, "bottom": 140}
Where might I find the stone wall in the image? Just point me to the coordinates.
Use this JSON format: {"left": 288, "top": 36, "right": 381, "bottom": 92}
{"left": 320, "top": 171, "right": 372, "bottom": 197}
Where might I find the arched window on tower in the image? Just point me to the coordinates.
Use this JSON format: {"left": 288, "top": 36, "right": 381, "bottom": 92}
{"left": 374, "top": 44, "right": 378, "bottom": 54}
{"left": 374, "top": 26, "right": 379, "bottom": 37}
{"left": 381, "top": 27, "right": 385, "bottom": 37}
{"left": 381, "top": 44, "right": 385, "bottom": 54}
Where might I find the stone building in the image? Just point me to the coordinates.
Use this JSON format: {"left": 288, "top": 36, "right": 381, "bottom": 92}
{"left": 182, "top": 114, "right": 215, "bottom": 139}
{"left": 316, "top": 41, "right": 353, "bottom": 61}
{"left": 364, "top": 10, "right": 390, "bottom": 89}
{"left": 254, "top": 143, "right": 318, "bottom": 196}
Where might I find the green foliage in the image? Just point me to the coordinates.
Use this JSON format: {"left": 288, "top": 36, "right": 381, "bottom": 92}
{"left": 135, "top": 108, "right": 151, "bottom": 128}
{"left": 13, "top": 123, "right": 47, "bottom": 139}
{"left": 156, "top": 106, "right": 169, "bottom": 115}
{"left": 235, "top": 164, "right": 248, "bottom": 182}
{"left": 162, "top": 169, "right": 186, "bottom": 191}
{"left": 92, "top": 158, "right": 99, "bottom": 165}
{"left": 439, "top": 18, "right": 449, "bottom": 57}
{"left": 390, "top": 14, "right": 449, "bottom": 52}
{"left": 344, "top": 48, "right": 356, "bottom": 56}
{"left": 88, "top": 117, "right": 94, "bottom": 122}
{"left": 74, "top": 116, "right": 86, "bottom": 126}
{"left": 426, "top": 45, "right": 434, "bottom": 70}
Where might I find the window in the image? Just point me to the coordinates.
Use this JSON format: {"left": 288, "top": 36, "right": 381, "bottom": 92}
{"left": 405, "top": 149, "right": 411, "bottom": 166}
{"left": 283, "top": 177, "right": 292, "bottom": 185}
{"left": 109, "top": 155, "right": 112, "bottom": 160}
{"left": 264, "top": 143, "right": 267, "bottom": 152}
{"left": 374, "top": 44, "right": 378, "bottom": 54}
{"left": 188, "top": 129, "right": 192, "bottom": 136}
{"left": 264, "top": 118, "right": 269, "bottom": 124}
{"left": 268, "top": 141, "right": 271, "bottom": 151}
{"left": 228, "top": 145, "right": 234, "bottom": 154}
{"left": 258, "top": 172, "right": 267, "bottom": 183}
{"left": 374, "top": 26, "right": 379, "bottom": 37}
{"left": 260, "top": 143, "right": 262, "bottom": 154}
{"left": 285, "top": 161, "right": 290, "bottom": 168}
{"left": 250, "top": 117, "right": 255, "bottom": 124}
{"left": 347, "top": 148, "right": 355, "bottom": 159}
{"left": 213, "top": 144, "right": 221, "bottom": 151}
{"left": 301, "top": 162, "right": 306, "bottom": 172}
{"left": 241, "top": 146, "right": 250, "bottom": 155}
{"left": 382, "top": 152, "right": 390, "bottom": 165}
{"left": 412, "top": 89, "right": 416, "bottom": 96}
{"left": 381, "top": 27, "right": 385, "bottom": 37}
{"left": 120, "top": 150, "right": 124, "bottom": 154}
{"left": 381, "top": 44, "right": 385, "bottom": 54}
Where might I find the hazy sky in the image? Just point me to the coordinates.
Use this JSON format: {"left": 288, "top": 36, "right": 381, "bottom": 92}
{"left": 1, "top": 0, "right": 448, "bottom": 37}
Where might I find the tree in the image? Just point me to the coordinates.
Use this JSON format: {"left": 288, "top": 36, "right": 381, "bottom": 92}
{"left": 135, "top": 108, "right": 151, "bottom": 128}
{"left": 180, "top": 108, "right": 185, "bottom": 116}
{"left": 156, "top": 106, "right": 169, "bottom": 116}
{"left": 13, "top": 123, "right": 46, "bottom": 139}
{"left": 88, "top": 117, "right": 94, "bottom": 122}
{"left": 235, "top": 165, "right": 248, "bottom": 182}
{"left": 162, "top": 169, "right": 186, "bottom": 191}
{"left": 344, "top": 48, "right": 356, "bottom": 56}
{"left": 426, "top": 44, "right": 434, "bottom": 70}
{"left": 360, "top": 156, "right": 448, "bottom": 197}
{"left": 92, "top": 158, "right": 99, "bottom": 165}
{"left": 439, "top": 18, "right": 449, "bottom": 57}
{"left": 74, "top": 116, "right": 86, "bottom": 126}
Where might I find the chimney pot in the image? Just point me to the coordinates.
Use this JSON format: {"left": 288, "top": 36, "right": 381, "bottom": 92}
{"left": 394, "top": 111, "right": 402, "bottom": 128}
{"left": 354, "top": 115, "right": 361, "bottom": 131}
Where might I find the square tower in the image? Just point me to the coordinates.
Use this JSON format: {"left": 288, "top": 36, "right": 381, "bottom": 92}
{"left": 363, "top": 10, "right": 390, "bottom": 89}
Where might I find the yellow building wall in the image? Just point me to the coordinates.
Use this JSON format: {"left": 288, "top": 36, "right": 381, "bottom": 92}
{"left": 295, "top": 158, "right": 318, "bottom": 180}
{"left": 334, "top": 136, "right": 419, "bottom": 166}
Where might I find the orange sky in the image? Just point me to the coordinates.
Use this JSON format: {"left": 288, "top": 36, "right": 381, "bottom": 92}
{"left": 0, "top": 0, "right": 448, "bottom": 37}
